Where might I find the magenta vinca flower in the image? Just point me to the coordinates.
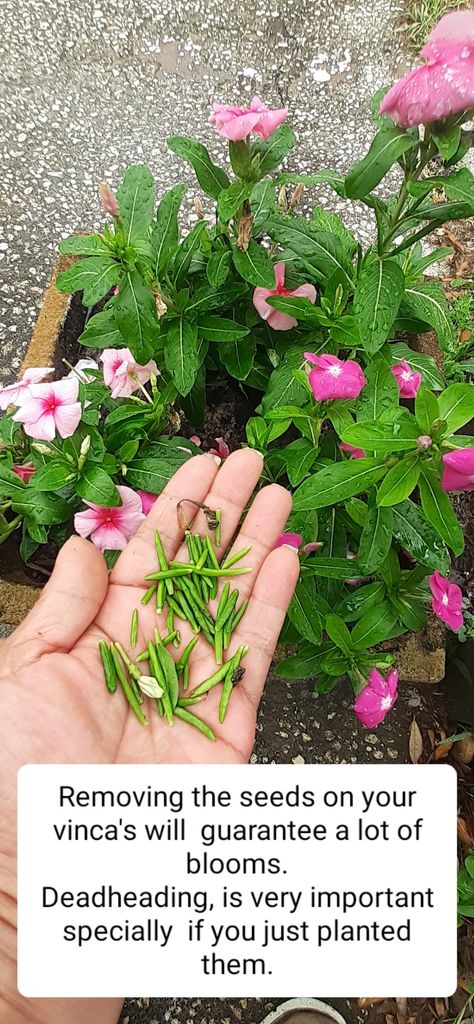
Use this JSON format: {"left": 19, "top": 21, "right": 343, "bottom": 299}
{"left": 0, "top": 366, "right": 54, "bottom": 411}
{"left": 100, "top": 348, "right": 158, "bottom": 400}
{"left": 380, "top": 10, "right": 474, "bottom": 127}
{"left": 12, "top": 463, "right": 36, "bottom": 483}
{"left": 429, "top": 570, "right": 463, "bottom": 631}
{"left": 354, "top": 669, "right": 399, "bottom": 728}
{"left": 12, "top": 377, "right": 82, "bottom": 441}
{"left": 210, "top": 95, "right": 287, "bottom": 141}
{"left": 391, "top": 359, "right": 422, "bottom": 398}
{"left": 339, "top": 441, "right": 366, "bottom": 459}
{"left": 253, "top": 262, "right": 317, "bottom": 331}
{"left": 442, "top": 448, "right": 474, "bottom": 492}
{"left": 74, "top": 485, "right": 145, "bottom": 551}
{"left": 209, "top": 437, "right": 230, "bottom": 460}
{"left": 137, "top": 490, "right": 158, "bottom": 516}
{"left": 276, "top": 532, "right": 303, "bottom": 549}
{"left": 306, "top": 353, "right": 366, "bottom": 402}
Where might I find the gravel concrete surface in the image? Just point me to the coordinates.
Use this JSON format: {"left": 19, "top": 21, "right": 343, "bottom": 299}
{"left": 0, "top": 2, "right": 426, "bottom": 1020}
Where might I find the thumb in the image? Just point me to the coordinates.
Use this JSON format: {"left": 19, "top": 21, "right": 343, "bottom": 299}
{"left": 2, "top": 537, "right": 108, "bottom": 670}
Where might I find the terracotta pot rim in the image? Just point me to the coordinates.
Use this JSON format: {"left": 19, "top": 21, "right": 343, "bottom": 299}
{"left": 257, "top": 998, "right": 347, "bottom": 1024}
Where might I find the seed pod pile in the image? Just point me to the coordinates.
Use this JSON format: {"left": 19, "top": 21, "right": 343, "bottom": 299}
{"left": 98, "top": 508, "right": 250, "bottom": 741}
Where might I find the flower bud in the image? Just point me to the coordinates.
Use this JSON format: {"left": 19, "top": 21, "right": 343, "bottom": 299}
{"left": 289, "top": 183, "right": 304, "bottom": 210}
{"left": 277, "top": 185, "right": 287, "bottom": 211}
{"left": 154, "top": 292, "right": 167, "bottom": 318}
{"left": 194, "top": 196, "right": 204, "bottom": 219}
{"left": 80, "top": 435, "right": 91, "bottom": 459}
{"left": 417, "top": 434, "right": 432, "bottom": 450}
{"left": 236, "top": 213, "right": 253, "bottom": 252}
{"left": 98, "top": 181, "right": 120, "bottom": 218}
{"left": 31, "top": 442, "right": 53, "bottom": 455}
{"left": 138, "top": 675, "right": 164, "bottom": 699}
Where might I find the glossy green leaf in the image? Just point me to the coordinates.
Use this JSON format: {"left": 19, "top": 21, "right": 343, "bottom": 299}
{"left": 116, "top": 165, "right": 154, "bottom": 243}
{"left": 293, "top": 458, "right": 387, "bottom": 510}
{"left": 217, "top": 182, "right": 253, "bottom": 222}
{"left": 196, "top": 316, "right": 249, "bottom": 343}
{"left": 76, "top": 464, "right": 120, "bottom": 506}
{"left": 302, "top": 556, "right": 365, "bottom": 579}
{"left": 32, "top": 461, "right": 77, "bottom": 491}
{"left": 345, "top": 126, "right": 417, "bottom": 199}
{"left": 391, "top": 498, "right": 450, "bottom": 572}
{"left": 351, "top": 601, "right": 399, "bottom": 649}
{"left": 337, "top": 581, "right": 386, "bottom": 622}
{"left": 325, "top": 613, "right": 353, "bottom": 654}
{"left": 281, "top": 438, "right": 319, "bottom": 486}
{"left": 438, "top": 383, "right": 474, "bottom": 434}
{"left": 252, "top": 124, "right": 296, "bottom": 175}
{"left": 261, "top": 347, "right": 309, "bottom": 412}
{"left": 354, "top": 258, "right": 405, "bottom": 355}
{"left": 114, "top": 268, "right": 159, "bottom": 363}
{"left": 56, "top": 256, "right": 121, "bottom": 306}
{"left": 388, "top": 342, "right": 444, "bottom": 391}
{"left": 418, "top": 465, "right": 464, "bottom": 556}
{"left": 206, "top": 249, "right": 232, "bottom": 288}
{"left": 164, "top": 318, "right": 199, "bottom": 396}
{"left": 11, "top": 490, "right": 70, "bottom": 526}
{"left": 358, "top": 504, "right": 393, "bottom": 573}
{"left": 232, "top": 241, "right": 275, "bottom": 288}
{"left": 151, "top": 183, "right": 187, "bottom": 277}
{"left": 250, "top": 180, "right": 275, "bottom": 232}
{"left": 167, "top": 136, "right": 229, "bottom": 199}
{"left": 78, "top": 308, "right": 124, "bottom": 349}
{"left": 125, "top": 438, "right": 196, "bottom": 493}
{"left": 342, "top": 420, "right": 420, "bottom": 453}
{"left": 266, "top": 215, "right": 354, "bottom": 288}
{"left": 356, "top": 355, "right": 399, "bottom": 421}
{"left": 218, "top": 333, "right": 256, "bottom": 380}
{"left": 399, "top": 281, "right": 453, "bottom": 349}
{"left": 275, "top": 644, "right": 323, "bottom": 680}
{"left": 376, "top": 454, "right": 421, "bottom": 506}
{"left": 59, "top": 234, "right": 111, "bottom": 257}
{"left": 288, "top": 577, "right": 326, "bottom": 645}
{"left": 415, "top": 388, "right": 439, "bottom": 434}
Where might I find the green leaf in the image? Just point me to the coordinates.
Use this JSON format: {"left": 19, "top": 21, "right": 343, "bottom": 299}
{"left": 408, "top": 167, "right": 474, "bottom": 214}
{"left": 217, "top": 182, "right": 253, "bottom": 222}
{"left": 345, "top": 126, "right": 417, "bottom": 199}
{"left": 266, "top": 215, "right": 354, "bottom": 288}
{"left": 267, "top": 294, "right": 320, "bottom": 325}
{"left": 293, "top": 458, "right": 387, "bottom": 510}
{"left": 180, "top": 365, "right": 206, "bottom": 431}
{"left": 388, "top": 342, "right": 444, "bottom": 391}
{"left": 232, "top": 241, "right": 275, "bottom": 288}
{"left": 376, "top": 455, "right": 421, "bottom": 506}
{"left": 261, "top": 347, "right": 310, "bottom": 412}
{"left": 125, "top": 437, "right": 195, "bottom": 493}
{"left": 164, "top": 318, "right": 199, "bottom": 396}
{"left": 356, "top": 355, "right": 399, "bottom": 421}
{"left": 281, "top": 438, "right": 318, "bottom": 487}
{"left": 196, "top": 315, "right": 250, "bottom": 343}
{"left": 312, "top": 208, "right": 358, "bottom": 257}
{"left": 151, "top": 184, "right": 187, "bottom": 277}
{"left": 337, "top": 581, "right": 386, "bottom": 622}
{"left": 391, "top": 498, "right": 450, "bottom": 572}
{"left": 438, "top": 383, "right": 474, "bottom": 434}
{"left": 415, "top": 388, "right": 439, "bottom": 434}
{"left": 275, "top": 644, "right": 323, "bottom": 680}
{"left": 78, "top": 307, "right": 124, "bottom": 349}
{"left": 56, "top": 256, "right": 121, "bottom": 306}
{"left": 320, "top": 649, "right": 350, "bottom": 675}
{"left": 302, "top": 557, "right": 364, "bottom": 579}
{"left": 358, "top": 505, "right": 393, "bottom": 573}
{"left": 59, "top": 234, "right": 111, "bottom": 256}
{"left": 354, "top": 258, "right": 405, "bottom": 355}
{"left": 275, "top": 170, "right": 346, "bottom": 194}
{"left": 288, "top": 577, "right": 326, "bottom": 645}
{"left": 11, "top": 491, "right": 70, "bottom": 525}
{"left": 218, "top": 334, "right": 256, "bottom": 380}
{"left": 400, "top": 282, "right": 453, "bottom": 349}
{"left": 32, "top": 461, "right": 77, "bottom": 491}
{"left": 185, "top": 281, "right": 248, "bottom": 319}
{"left": 76, "top": 464, "right": 120, "bottom": 506}
{"left": 252, "top": 124, "right": 296, "bottom": 175}
{"left": 418, "top": 465, "right": 464, "bottom": 556}
{"left": 206, "top": 250, "right": 232, "bottom": 288}
{"left": 0, "top": 463, "right": 27, "bottom": 496}
{"left": 116, "top": 165, "right": 154, "bottom": 243}
{"left": 351, "top": 601, "right": 399, "bottom": 649}
{"left": 342, "top": 420, "right": 420, "bottom": 453}
{"left": 250, "top": 180, "right": 275, "bottom": 233}
{"left": 325, "top": 614, "right": 353, "bottom": 655}
{"left": 173, "top": 221, "right": 207, "bottom": 287}
{"left": 167, "top": 136, "right": 229, "bottom": 199}
{"left": 432, "top": 123, "right": 461, "bottom": 161}
{"left": 114, "top": 268, "right": 159, "bottom": 363}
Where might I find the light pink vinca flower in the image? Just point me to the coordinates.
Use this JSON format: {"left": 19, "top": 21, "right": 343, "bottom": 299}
{"left": 339, "top": 441, "right": 366, "bottom": 459}
{"left": 306, "top": 353, "right": 366, "bottom": 402}
{"left": 189, "top": 435, "right": 202, "bottom": 447}
{"left": 442, "top": 448, "right": 474, "bottom": 492}
{"left": 209, "top": 437, "right": 230, "bottom": 460}
{"left": 379, "top": 10, "right": 474, "bottom": 127}
{"left": 429, "top": 570, "right": 463, "bottom": 630}
{"left": 210, "top": 95, "right": 287, "bottom": 141}
{"left": 253, "top": 262, "right": 317, "bottom": 331}
{"left": 74, "top": 485, "right": 145, "bottom": 551}
{"left": 354, "top": 669, "right": 399, "bottom": 729}
{"left": 100, "top": 348, "right": 158, "bottom": 400}
{"left": 137, "top": 490, "right": 158, "bottom": 516}
{"left": 12, "top": 377, "right": 82, "bottom": 441}
{"left": 12, "top": 463, "right": 36, "bottom": 483}
{"left": 0, "top": 366, "right": 54, "bottom": 411}
{"left": 276, "top": 532, "right": 303, "bottom": 549}
{"left": 391, "top": 359, "right": 421, "bottom": 398}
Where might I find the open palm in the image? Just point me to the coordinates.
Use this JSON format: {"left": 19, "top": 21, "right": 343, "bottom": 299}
{"left": 0, "top": 449, "right": 298, "bottom": 1024}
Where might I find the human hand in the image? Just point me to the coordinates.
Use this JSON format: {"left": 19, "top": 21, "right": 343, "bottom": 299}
{"left": 0, "top": 449, "right": 299, "bottom": 1024}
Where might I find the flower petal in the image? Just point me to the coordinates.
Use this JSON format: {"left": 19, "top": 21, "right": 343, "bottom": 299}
{"left": 54, "top": 402, "right": 82, "bottom": 439}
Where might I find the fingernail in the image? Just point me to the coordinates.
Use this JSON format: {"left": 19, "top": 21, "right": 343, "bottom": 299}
{"left": 281, "top": 544, "right": 300, "bottom": 553}
{"left": 204, "top": 453, "right": 221, "bottom": 464}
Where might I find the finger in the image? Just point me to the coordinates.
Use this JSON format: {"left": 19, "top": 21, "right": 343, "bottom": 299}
{"left": 228, "top": 546, "right": 300, "bottom": 709}
{"left": 110, "top": 454, "right": 219, "bottom": 587}
{"left": 173, "top": 448, "right": 264, "bottom": 563}
{"left": 1, "top": 537, "right": 108, "bottom": 670}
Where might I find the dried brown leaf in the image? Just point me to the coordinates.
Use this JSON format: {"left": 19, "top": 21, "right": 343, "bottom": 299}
{"left": 434, "top": 740, "right": 452, "bottom": 760}
{"left": 434, "top": 998, "right": 448, "bottom": 1019}
{"left": 453, "top": 736, "right": 474, "bottom": 765}
{"left": 396, "top": 997, "right": 408, "bottom": 1024}
{"left": 457, "top": 816, "right": 474, "bottom": 847}
{"left": 409, "top": 719, "right": 423, "bottom": 764}
{"left": 358, "top": 999, "right": 387, "bottom": 1008}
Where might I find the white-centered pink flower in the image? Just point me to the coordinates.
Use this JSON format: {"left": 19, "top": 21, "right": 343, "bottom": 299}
{"left": 253, "top": 262, "right": 317, "bottom": 331}
{"left": 429, "top": 570, "right": 464, "bottom": 631}
{"left": 354, "top": 669, "right": 399, "bottom": 728}
{"left": 137, "top": 490, "right": 158, "bottom": 516}
{"left": 442, "top": 448, "right": 474, "bottom": 492}
{"left": 100, "top": 348, "right": 158, "bottom": 399}
{"left": 306, "top": 353, "right": 366, "bottom": 401}
{"left": 210, "top": 95, "right": 287, "bottom": 141}
{"left": 12, "top": 377, "right": 82, "bottom": 441}
{"left": 392, "top": 359, "right": 421, "bottom": 398}
{"left": 0, "top": 366, "right": 54, "bottom": 410}
{"left": 74, "top": 485, "right": 145, "bottom": 551}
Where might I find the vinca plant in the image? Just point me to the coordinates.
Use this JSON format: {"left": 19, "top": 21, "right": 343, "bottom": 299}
{"left": 1, "top": 9, "right": 473, "bottom": 726}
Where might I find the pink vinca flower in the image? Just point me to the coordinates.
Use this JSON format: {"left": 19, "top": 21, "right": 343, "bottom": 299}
{"left": 392, "top": 359, "right": 422, "bottom": 398}
{"left": 209, "top": 437, "right": 230, "bottom": 460}
{"left": 339, "top": 441, "right": 366, "bottom": 459}
{"left": 379, "top": 10, "right": 474, "bottom": 127}
{"left": 189, "top": 435, "right": 202, "bottom": 447}
{"left": 137, "top": 490, "right": 158, "bottom": 516}
{"left": 354, "top": 669, "right": 399, "bottom": 729}
{"left": 276, "top": 532, "right": 303, "bottom": 549}
{"left": 0, "top": 366, "right": 54, "bottom": 411}
{"left": 12, "top": 463, "right": 36, "bottom": 483}
{"left": 306, "top": 353, "right": 366, "bottom": 401}
{"left": 100, "top": 349, "right": 158, "bottom": 400}
{"left": 253, "top": 262, "right": 317, "bottom": 331}
{"left": 210, "top": 95, "right": 287, "bottom": 141}
{"left": 442, "top": 448, "right": 474, "bottom": 492}
{"left": 74, "top": 485, "right": 145, "bottom": 551}
{"left": 12, "top": 377, "right": 82, "bottom": 441}
{"left": 429, "top": 570, "right": 463, "bottom": 631}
